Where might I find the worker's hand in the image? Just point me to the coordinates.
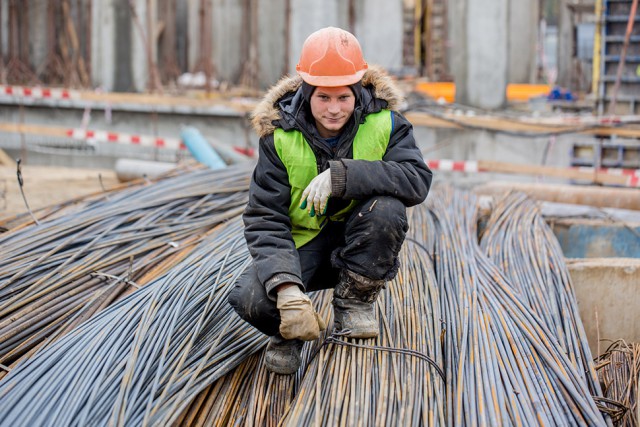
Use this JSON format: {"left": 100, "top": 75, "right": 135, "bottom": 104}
{"left": 300, "top": 169, "right": 331, "bottom": 217}
{"left": 277, "top": 285, "right": 326, "bottom": 341}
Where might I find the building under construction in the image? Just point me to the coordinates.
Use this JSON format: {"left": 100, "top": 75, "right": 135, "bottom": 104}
{"left": 0, "top": 0, "right": 639, "bottom": 426}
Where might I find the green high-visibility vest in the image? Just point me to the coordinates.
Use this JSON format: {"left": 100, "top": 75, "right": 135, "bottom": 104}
{"left": 274, "top": 109, "right": 392, "bottom": 248}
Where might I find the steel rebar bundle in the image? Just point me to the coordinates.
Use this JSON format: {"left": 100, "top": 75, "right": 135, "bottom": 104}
{"left": 479, "top": 192, "right": 603, "bottom": 399}
{"left": 428, "top": 188, "right": 606, "bottom": 426}
{"left": 0, "top": 175, "right": 624, "bottom": 427}
{"left": 171, "top": 204, "right": 446, "bottom": 427}
{"left": 173, "top": 292, "right": 334, "bottom": 427}
{"left": 0, "top": 218, "right": 267, "bottom": 426}
{"left": 0, "top": 164, "right": 251, "bottom": 369}
{"left": 275, "top": 205, "right": 446, "bottom": 426}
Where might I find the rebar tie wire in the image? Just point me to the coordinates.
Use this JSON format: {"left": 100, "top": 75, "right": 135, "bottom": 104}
{"left": 321, "top": 329, "right": 446, "bottom": 382}
{"left": 16, "top": 158, "right": 40, "bottom": 226}
{"left": 591, "top": 396, "right": 628, "bottom": 422}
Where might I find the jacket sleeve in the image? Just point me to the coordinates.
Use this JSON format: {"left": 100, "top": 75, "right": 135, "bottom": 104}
{"left": 329, "top": 111, "right": 432, "bottom": 206}
{"left": 243, "top": 135, "right": 304, "bottom": 297}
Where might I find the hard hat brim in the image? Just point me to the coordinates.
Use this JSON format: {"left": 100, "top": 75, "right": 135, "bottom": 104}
{"left": 298, "top": 69, "right": 366, "bottom": 87}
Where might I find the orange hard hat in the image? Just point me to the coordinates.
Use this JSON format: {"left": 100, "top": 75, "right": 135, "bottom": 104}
{"left": 296, "top": 27, "right": 368, "bottom": 87}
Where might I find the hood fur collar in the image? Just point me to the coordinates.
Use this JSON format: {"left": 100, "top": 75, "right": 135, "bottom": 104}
{"left": 251, "top": 65, "right": 403, "bottom": 138}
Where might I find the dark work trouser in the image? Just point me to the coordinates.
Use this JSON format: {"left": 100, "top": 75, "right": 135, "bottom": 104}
{"left": 228, "top": 196, "right": 408, "bottom": 336}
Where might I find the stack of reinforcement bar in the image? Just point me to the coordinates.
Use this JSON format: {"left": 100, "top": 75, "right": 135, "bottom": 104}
{"left": 173, "top": 205, "right": 446, "bottom": 426}
{"left": 429, "top": 188, "right": 607, "bottom": 426}
{"left": 0, "top": 169, "right": 612, "bottom": 426}
{"left": 0, "top": 165, "right": 251, "bottom": 373}
{"left": 480, "top": 192, "right": 603, "bottom": 397}
{"left": 169, "top": 189, "right": 610, "bottom": 426}
{"left": 0, "top": 218, "right": 267, "bottom": 426}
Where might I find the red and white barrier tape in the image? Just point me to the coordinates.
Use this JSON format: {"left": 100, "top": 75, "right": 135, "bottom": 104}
{"left": 574, "top": 166, "right": 640, "bottom": 177}
{"left": 426, "top": 159, "right": 480, "bottom": 173}
{"left": 574, "top": 167, "right": 640, "bottom": 187}
{"left": 0, "top": 85, "right": 81, "bottom": 100}
{"left": 65, "top": 128, "right": 185, "bottom": 150}
{"left": 426, "top": 158, "right": 640, "bottom": 187}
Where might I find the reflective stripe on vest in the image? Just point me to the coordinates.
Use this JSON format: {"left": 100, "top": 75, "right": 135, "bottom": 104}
{"left": 274, "top": 109, "right": 392, "bottom": 248}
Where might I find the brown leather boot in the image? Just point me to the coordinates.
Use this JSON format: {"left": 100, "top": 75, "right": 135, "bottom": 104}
{"left": 332, "top": 270, "right": 385, "bottom": 339}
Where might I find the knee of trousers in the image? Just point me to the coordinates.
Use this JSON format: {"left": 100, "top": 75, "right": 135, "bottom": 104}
{"left": 228, "top": 269, "right": 275, "bottom": 324}
{"left": 359, "top": 196, "right": 408, "bottom": 237}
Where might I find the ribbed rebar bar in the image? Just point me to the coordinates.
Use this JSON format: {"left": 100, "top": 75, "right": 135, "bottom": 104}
{"left": 428, "top": 187, "right": 607, "bottom": 426}
{"left": 0, "top": 164, "right": 251, "bottom": 369}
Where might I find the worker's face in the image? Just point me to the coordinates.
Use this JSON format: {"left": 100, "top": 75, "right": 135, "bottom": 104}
{"left": 309, "top": 86, "right": 356, "bottom": 138}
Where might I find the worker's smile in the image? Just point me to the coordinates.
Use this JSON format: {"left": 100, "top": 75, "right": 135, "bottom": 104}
{"left": 325, "top": 116, "right": 344, "bottom": 123}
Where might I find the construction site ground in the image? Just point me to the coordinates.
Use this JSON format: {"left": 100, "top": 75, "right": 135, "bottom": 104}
{"left": 0, "top": 164, "right": 119, "bottom": 219}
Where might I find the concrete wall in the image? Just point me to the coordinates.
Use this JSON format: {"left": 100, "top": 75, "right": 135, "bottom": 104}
{"left": 569, "top": 259, "right": 640, "bottom": 356}
{"left": 0, "top": 0, "right": 406, "bottom": 90}
{"left": 413, "top": 123, "right": 585, "bottom": 174}
{"left": 9, "top": 0, "right": 545, "bottom": 93}
{"left": 0, "top": 99, "right": 597, "bottom": 181}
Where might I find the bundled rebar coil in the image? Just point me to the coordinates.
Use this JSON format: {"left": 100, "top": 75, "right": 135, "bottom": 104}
{"left": 173, "top": 205, "right": 446, "bottom": 427}
{"left": 0, "top": 176, "right": 620, "bottom": 427}
{"left": 0, "top": 218, "right": 266, "bottom": 426}
{"left": 480, "top": 192, "right": 603, "bottom": 398}
{"left": 0, "top": 165, "right": 251, "bottom": 370}
{"left": 428, "top": 188, "right": 606, "bottom": 426}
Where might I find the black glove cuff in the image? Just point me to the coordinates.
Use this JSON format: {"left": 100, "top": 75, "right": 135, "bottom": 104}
{"left": 329, "top": 160, "right": 347, "bottom": 198}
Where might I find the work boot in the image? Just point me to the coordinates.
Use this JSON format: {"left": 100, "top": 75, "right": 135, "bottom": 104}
{"left": 332, "top": 270, "right": 385, "bottom": 339}
{"left": 264, "top": 334, "right": 304, "bottom": 375}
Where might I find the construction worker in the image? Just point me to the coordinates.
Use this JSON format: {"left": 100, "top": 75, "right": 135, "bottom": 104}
{"left": 228, "top": 27, "right": 432, "bottom": 375}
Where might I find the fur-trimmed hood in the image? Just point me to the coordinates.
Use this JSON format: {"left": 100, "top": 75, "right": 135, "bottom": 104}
{"left": 251, "top": 65, "right": 404, "bottom": 138}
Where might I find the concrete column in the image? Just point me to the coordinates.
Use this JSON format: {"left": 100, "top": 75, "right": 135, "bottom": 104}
{"left": 91, "top": 0, "right": 116, "bottom": 91}
{"left": 257, "top": 0, "right": 287, "bottom": 87}
{"left": 557, "top": 0, "right": 573, "bottom": 88}
{"left": 451, "top": 0, "right": 508, "bottom": 109}
{"left": 0, "top": 1, "right": 8, "bottom": 63}
{"left": 353, "top": 0, "right": 403, "bottom": 71}
{"left": 508, "top": 0, "right": 539, "bottom": 83}
{"left": 212, "top": 0, "right": 244, "bottom": 83}
{"left": 289, "top": 0, "right": 347, "bottom": 75}
{"left": 448, "top": 0, "right": 467, "bottom": 101}
{"left": 28, "top": 1, "right": 47, "bottom": 71}
{"left": 176, "top": 0, "right": 189, "bottom": 72}
{"left": 187, "top": 0, "right": 199, "bottom": 71}
{"left": 130, "top": 0, "right": 149, "bottom": 92}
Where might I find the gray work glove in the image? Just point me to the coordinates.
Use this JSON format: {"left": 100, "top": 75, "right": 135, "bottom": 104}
{"left": 277, "top": 286, "right": 327, "bottom": 341}
{"left": 300, "top": 169, "right": 332, "bottom": 217}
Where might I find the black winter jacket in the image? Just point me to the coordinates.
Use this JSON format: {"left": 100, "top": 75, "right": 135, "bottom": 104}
{"left": 245, "top": 66, "right": 433, "bottom": 297}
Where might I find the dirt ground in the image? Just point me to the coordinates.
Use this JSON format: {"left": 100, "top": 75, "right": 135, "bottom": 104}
{"left": 0, "top": 164, "right": 119, "bottom": 219}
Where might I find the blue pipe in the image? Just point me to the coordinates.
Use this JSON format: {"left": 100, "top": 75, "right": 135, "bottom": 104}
{"left": 180, "top": 127, "right": 227, "bottom": 170}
